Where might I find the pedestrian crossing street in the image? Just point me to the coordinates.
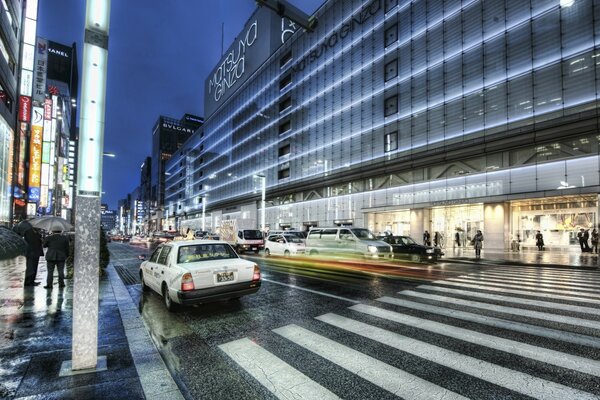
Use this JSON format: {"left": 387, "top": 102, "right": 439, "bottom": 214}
{"left": 219, "top": 266, "right": 600, "bottom": 399}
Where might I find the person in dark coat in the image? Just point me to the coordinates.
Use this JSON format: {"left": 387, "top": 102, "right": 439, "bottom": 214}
{"left": 535, "top": 231, "right": 544, "bottom": 251}
{"left": 23, "top": 228, "right": 44, "bottom": 286}
{"left": 43, "top": 230, "right": 70, "bottom": 289}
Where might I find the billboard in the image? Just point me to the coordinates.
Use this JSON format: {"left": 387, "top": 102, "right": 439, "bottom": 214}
{"left": 18, "top": 96, "right": 31, "bottom": 122}
{"left": 27, "top": 125, "right": 42, "bottom": 200}
{"left": 204, "top": 7, "right": 299, "bottom": 118}
{"left": 33, "top": 38, "right": 48, "bottom": 102}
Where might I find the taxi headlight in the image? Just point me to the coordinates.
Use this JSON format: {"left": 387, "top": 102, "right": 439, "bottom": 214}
{"left": 368, "top": 245, "right": 378, "bottom": 254}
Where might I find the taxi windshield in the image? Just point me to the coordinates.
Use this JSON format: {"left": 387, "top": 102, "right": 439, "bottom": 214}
{"left": 177, "top": 244, "right": 238, "bottom": 263}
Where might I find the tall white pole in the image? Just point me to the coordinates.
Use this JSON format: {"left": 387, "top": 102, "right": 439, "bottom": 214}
{"left": 261, "top": 176, "right": 266, "bottom": 232}
{"left": 201, "top": 197, "right": 206, "bottom": 231}
{"left": 71, "top": 0, "right": 111, "bottom": 371}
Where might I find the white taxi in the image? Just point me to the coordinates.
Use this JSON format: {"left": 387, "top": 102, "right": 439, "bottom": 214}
{"left": 139, "top": 240, "right": 261, "bottom": 311}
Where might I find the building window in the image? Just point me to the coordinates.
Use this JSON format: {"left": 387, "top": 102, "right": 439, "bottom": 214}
{"left": 279, "top": 120, "right": 291, "bottom": 135}
{"left": 179, "top": 194, "right": 182, "bottom": 199}
{"left": 279, "top": 96, "right": 292, "bottom": 113}
{"left": 198, "top": 197, "right": 203, "bottom": 204}
{"left": 385, "top": 24, "right": 398, "bottom": 47}
{"left": 179, "top": 172, "right": 183, "bottom": 177}
{"left": 384, "top": 0, "right": 398, "bottom": 13}
{"left": 384, "top": 59, "right": 398, "bottom": 82}
{"left": 384, "top": 95, "right": 398, "bottom": 117}
{"left": 278, "top": 168, "right": 290, "bottom": 180}
{"left": 198, "top": 184, "right": 203, "bottom": 190}
{"left": 384, "top": 131, "right": 398, "bottom": 152}
{"left": 278, "top": 143, "right": 291, "bottom": 157}
{"left": 179, "top": 183, "right": 182, "bottom": 188}
{"left": 178, "top": 204, "right": 182, "bottom": 209}
{"left": 279, "top": 73, "right": 292, "bottom": 90}
{"left": 200, "top": 144, "right": 204, "bottom": 151}
{"left": 280, "top": 50, "right": 292, "bottom": 68}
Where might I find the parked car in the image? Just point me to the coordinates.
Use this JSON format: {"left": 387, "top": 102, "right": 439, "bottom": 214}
{"left": 379, "top": 235, "right": 443, "bottom": 262}
{"left": 139, "top": 240, "right": 261, "bottom": 311}
{"left": 264, "top": 233, "right": 306, "bottom": 256}
{"left": 305, "top": 227, "right": 392, "bottom": 259}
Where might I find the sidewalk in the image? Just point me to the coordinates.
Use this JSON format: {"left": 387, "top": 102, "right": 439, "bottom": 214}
{"left": 444, "top": 247, "right": 599, "bottom": 269}
{"left": 0, "top": 257, "right": 183, "bottom": 400}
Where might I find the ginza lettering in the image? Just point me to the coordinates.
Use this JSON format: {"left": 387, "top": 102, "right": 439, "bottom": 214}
{"left": 209, "top": 20, "right": 258, "bottom": 102}
{"left": 292, "top": 0, "right": 381, "bottom": 73}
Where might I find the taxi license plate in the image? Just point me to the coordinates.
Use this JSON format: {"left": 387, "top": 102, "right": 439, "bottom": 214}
{"left": 252, "top": 247, "right": 257, "bottom": 251}
{"left": 216, "top": 271, "right": 234, "bottom": 283}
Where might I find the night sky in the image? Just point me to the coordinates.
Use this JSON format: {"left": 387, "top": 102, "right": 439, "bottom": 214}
{"left": 36, "top": 0, "right": 323, "bottom": 209}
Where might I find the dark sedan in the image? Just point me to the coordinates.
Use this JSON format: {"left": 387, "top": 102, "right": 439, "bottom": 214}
{"left": 379, "top": 235, "right": 443, "bottom": 262}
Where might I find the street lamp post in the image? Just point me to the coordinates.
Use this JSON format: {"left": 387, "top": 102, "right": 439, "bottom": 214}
{"left": 63, "top": 0, "right": 111, "bottom": 375}
{"left": 254, "top": 174, "right": 266, "bottom": 232}
{"left": 201, "top": 196, "right": 206, "bottom": 232}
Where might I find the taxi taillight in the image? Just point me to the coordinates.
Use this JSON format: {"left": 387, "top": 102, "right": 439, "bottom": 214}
{"left": 181, "top": 272, "right": 195, "bottom": 291}
{"left": 252, "top": 265, "right": 261, "bottom": 281}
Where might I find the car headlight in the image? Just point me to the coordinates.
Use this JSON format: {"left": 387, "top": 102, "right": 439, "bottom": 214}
{"left": 368, "top": 245, "right": 378, "bottom": 254}
{"left": 426, "top": 249, "right": 434, "bottom": 254}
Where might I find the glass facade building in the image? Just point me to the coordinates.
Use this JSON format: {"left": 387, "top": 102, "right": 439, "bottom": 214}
{"left": 167, "top": 0, "right": 600, "bottom": 250}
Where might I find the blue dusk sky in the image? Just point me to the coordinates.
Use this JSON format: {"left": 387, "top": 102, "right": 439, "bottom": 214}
{"left": 37, "top": 0, "right": 324, "bottom": 209}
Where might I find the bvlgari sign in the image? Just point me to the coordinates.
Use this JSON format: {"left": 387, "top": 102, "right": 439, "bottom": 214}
{"left": 204, "top": 7, "right": 299, "bottom": 118}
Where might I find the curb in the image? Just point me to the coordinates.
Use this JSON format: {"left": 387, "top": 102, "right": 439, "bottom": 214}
{"left": 107, "top": 265, "right": 185, "bottom": 400}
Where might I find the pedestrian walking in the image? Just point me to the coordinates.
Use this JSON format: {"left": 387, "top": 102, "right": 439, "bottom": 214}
{"left": 423, "top": 230, "right": 431, "bottom": 246}
{"left": 592, "top": 228, "right": 599, "bottom": 254}
{"left": 583, "top": 229, "right": 591, "bottom": 252}
{"left": 23, "top": 227, "right": 44, "bottom": 287}
{"left": 535, "top": 230, "right": 544, "bottom": 251}
{"left": 43, "top": 230, "right": 70, "bottom": 289}
{"left": 472, "top": 230, "right": 484, "bottom": 259}
{"left": 455, "top": 231, "right": 461, "bottom": 247}
{"left": 577, "top": 228, "right": 585, "bottom": 252}
{"left": 433, "top": 231, "right": 441, "bottom": 247}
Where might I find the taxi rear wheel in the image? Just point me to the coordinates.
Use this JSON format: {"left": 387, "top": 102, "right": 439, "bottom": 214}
{"left": 162, "top": 283, "right": 177, "bottom": 312}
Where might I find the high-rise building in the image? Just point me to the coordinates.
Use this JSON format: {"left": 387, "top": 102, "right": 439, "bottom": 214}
{"left": 167, "top": 0, "right": 600, "bottom": 251}
{"left": 149, "top": 114, "right": 202, "bottom": 231}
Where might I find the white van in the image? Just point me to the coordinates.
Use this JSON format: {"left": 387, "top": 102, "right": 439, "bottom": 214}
{"left": 305, "top": 227, "right": 392, "bottom": 258}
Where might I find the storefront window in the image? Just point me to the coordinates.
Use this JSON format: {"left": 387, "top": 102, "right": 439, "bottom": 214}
{"left": 368, "top": 210, "right": 411, "bottom": 237}
{"left": 511, "top": 195, "right": 597, "bottom": 248}
{"left": 431, "top": 204, "right": 484, "bottom": 249}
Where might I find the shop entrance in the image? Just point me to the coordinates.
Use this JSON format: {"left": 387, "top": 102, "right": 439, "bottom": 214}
{"left": 431, "top": 204, "right": 484, "bottom": 250}
{"left": 511, "top": 195, "right": 597, "bottom": 249}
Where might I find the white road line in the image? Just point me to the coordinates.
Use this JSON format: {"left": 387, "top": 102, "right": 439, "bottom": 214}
{"left": 466, "top": 272, "right": 600, "bottom": 288}
{"left": 445, "top": 277, "right": 600, "bottom": 299}
{"left": 273, "top": 324, "right": 467, "bottom": 400}
{"left": 219, "top": 338, "right": 340, "bottom": 400}
{"left": 418, "top": 285, "right": 600, "bottom": 317}
{"left": 317, "top": 313, "right": 599, "bottom": 400}
{"left": 483, "top": 268, "right": 600, "bottom": 281}
{"left": 457, "top": 275, "right": 600, "bottom": 293}
{"left": 350, "top": 304, "right": 600, "bottom": 376}
{"left": 262, "top": 278, "right": 359, "bottom": 304}
{"left": 377, "top": 296, "right": 600, "bottom": 349}
{"left": 432, "top": 280, "right": 600, "bottom": 305}
{"left": 401, "top": 290, "right": 600, "bottom": 330}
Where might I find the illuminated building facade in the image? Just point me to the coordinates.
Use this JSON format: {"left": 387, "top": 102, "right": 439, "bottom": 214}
{"left": 168, "top": 0, "right": 600, "bottom": 250}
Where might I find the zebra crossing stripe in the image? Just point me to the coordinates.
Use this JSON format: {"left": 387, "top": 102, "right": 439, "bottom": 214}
{"left": 273, "top": 324, "right": 468, "bottom": 400}
{"left": 377, "top": 296, "right": 600, "bottom": 349}
{"left": 401, "top": 290, "right": 600, "bottom": 330}
{"left": 467, "top": 271, "right": 600, "bottom": 289}
{"left": 481, "top": 268, "right": 600, "bottom": 282}
{"left": 316, "top": 313, "right": 599, "bottom": 400}
{"left": 445, "top": 277, "right": 600, "bottom": 299}
{"left": 432, "top": 280, "right": 600, "bottom": 305}
{"left": 349, "top": 303, "right": 600, "bottom": 377}
{"left": 457, "top": 275, "right": 600, "bottom": 293}
{"left": 219, "top": 338, "right": 341, "bottom": 400}
{"left": 418, "top": 285, "right": 600, "bottom": 317}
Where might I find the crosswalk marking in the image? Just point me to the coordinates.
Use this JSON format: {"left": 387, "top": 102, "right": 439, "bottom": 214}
{"left": 480, "top": 268, "right": 600, "bottom": 282}
{"left": 219, "top": 338, "right": 340, "bottom": 400}
{"left": 220, "top": 266, "right": 600, "bottom": 399}
{"left": 445, "top": 277, "right": 600, "bottom": 299}
{"left": 465, "top": 272, "right": 600, "bottom": 290}
{"left": 417, "top": 284, "right": 600, "bottom": 316}
{"left": 316, "top": 313, "right": 598, "bottom": 400}
{"left": 377, "top": 296, "right": 600, "bottom": 349}
{"left": 273, "top": 324, "right": 468, "bottom": 400}
{"left": 432, "top": 279, "right": 600, "bottom": 305}
{"left": 349, "top": 303, "right": 600, "bottom": 376}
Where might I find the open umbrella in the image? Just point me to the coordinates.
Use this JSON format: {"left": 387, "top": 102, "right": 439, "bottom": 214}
{"left": 13, "top": 220, "right": 33, "bottom": 236}
{"left": 29, "top": 216, "right": 73, "bottom": 232}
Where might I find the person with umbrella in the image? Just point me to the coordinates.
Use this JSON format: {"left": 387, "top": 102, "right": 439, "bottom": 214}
{"left": 13, "top": 220, "right": 43, "bottom": 287}
{"left": 43, "top": 229, "right": 70, "bottom": 289}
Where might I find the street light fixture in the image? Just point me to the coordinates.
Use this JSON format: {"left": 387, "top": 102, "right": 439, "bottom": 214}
{"left": 103, "top": 152, "right": 116, "bottom": 158}
{"left": 253, "top": 174, "right": 266, "bottom": 232}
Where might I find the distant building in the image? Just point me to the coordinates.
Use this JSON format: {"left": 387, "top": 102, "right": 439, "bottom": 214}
{"left": 101, "top": 208, "right": 117, "bottom": 232}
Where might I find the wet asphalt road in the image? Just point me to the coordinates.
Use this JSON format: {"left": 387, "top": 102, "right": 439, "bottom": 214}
{"left": 108, "top": 242, "right": 600, "bottom": 400}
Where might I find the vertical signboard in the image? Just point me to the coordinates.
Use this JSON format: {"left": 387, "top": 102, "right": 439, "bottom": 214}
{"left": 18, "top": 96, "right": 31, "bottom": 122}
{"left": 28, "top": 107, "right": 44, "bottom": 201}
{"left": 33, "top": 38, "right": 48, "bottom": 103}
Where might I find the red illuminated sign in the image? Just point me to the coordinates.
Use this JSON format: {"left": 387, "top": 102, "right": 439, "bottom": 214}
{"left": 43, "top": 98, "right": 52, "bottom": 120}
{"left": 18, "top": 96, "right": 31, "bottom": 122}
